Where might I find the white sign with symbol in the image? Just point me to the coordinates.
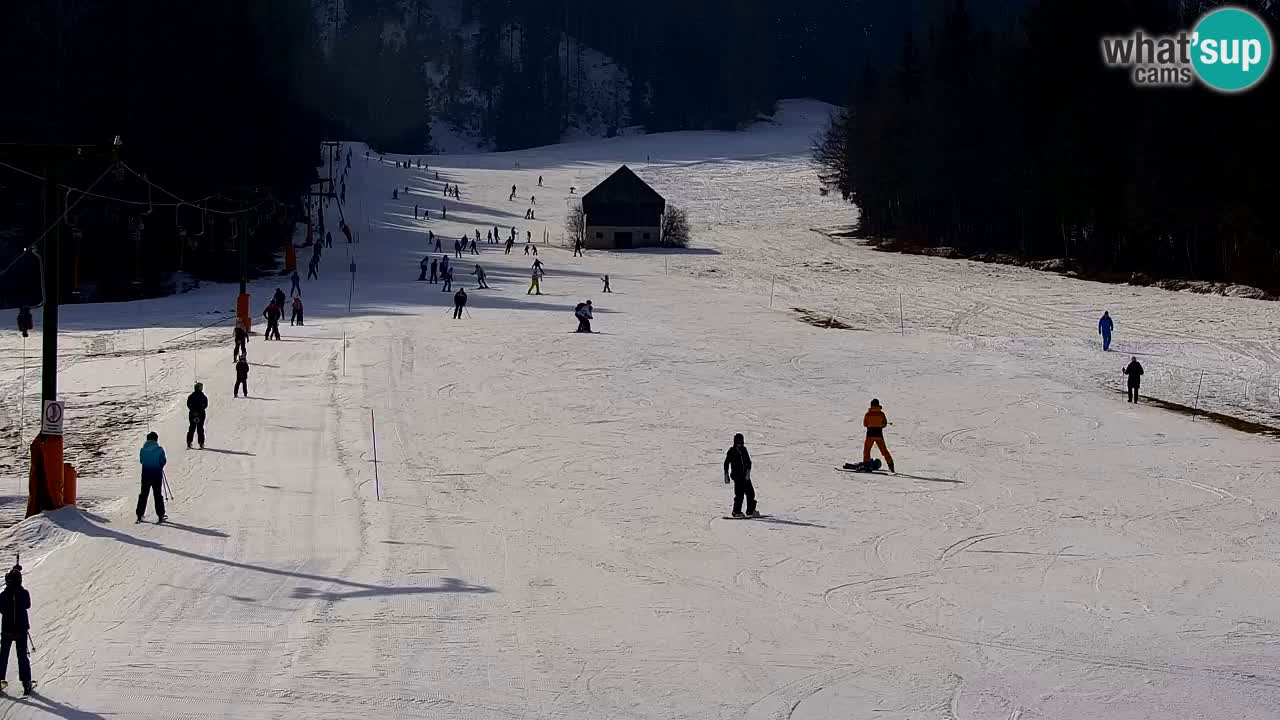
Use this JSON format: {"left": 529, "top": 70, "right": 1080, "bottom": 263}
{"left": 42, "top": 400, "right": 64, "bottom": 436}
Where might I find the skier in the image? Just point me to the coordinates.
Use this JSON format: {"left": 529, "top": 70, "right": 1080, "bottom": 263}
{"left": 602, "top": 274, "right": 612, "bottom": 293}
{"left": 454, "top": 239, "right": 463, "bottom": 259}
{"left": 186, "top": 383, "right": 208, "bottom": 449}
{"left": 262, "top": 301, "right": 282, "bottom": 341}
{"left": 472, "top": 264, "right": 489, "bottom": 289}
{"left": 453, "top": 287, "right": 468, "bottom": 319}
{"left": 234, "top": 355, "right": 249, "bottom": 397}
{"left": 307, "top": 255, "right": 319, "bottom": 280}
{"left": 392, "top": 188, "right": 398, "bottom": 200}
{"left": 16, "top": 307, "right": 32, "bottom": 338}
{"left": 723, "top": 433, "right": 758, "bottom": 518}
{"left": 440, "top": 255, "right": 450, "bottom": 279}
{"left": 862, "top": 399, "right": 895, "bottom": 473}
{"left": 441, "top": 204, "right": 447, "bottom": 220}
{"left": 414, "top": 204, "right": 419, "bottom": 219}
{"left": 510, "top": 184, "right": 516, "bottom": 201}
{"left": 574, "top": 299, "right": 593, "bottom": 333}
{"left": 441, "top": 267, "right": 453, "bottom": 292}
{"left": 530, "top": 195, "right": 536, "bottom": 205}
{"left": 138, "top": 431, "right": 167, "bottom": 522}
{"left": 0, "top": 561, "right": 34, "bottom": 695}
{"left": 1099, "top": 311, "right": 1114, "bottom": 351}
{"left": 487, "top": 230, "right": 493, "bottom": 244}
{"left": 524, "top": 241, "right": 531, "bottom": 256}
{"left": 527, "top": 265, "right": 543, "bottom": 295}
{"left": 1123, "top": 356, "right": 1144, "bottom": 403}
{"left": 470, "top": 238, "right": 479, "bottom": 255}
{"left": 570, "top": 186, "right": 575, "bottom": 194}
{"left": 290, "top": 270, "right": 301, "bottom": 296}
{"left": 573, "top": 240, "right": 583, "bottom": 257}
{"left": 418, "top": 255, "right": 430, "bottom": 281}
{"left": 233, "top": 319, "right": 248, "bottom": 359}
{"left": 443, "top": 183, "right": 449, "bottom": 196}
{"left": 475, "top": 229, "right": 481, "bottom": 244}
{"left": 272, "top": 287, "right": 287, "bottom": 308}
{"left": 538, "top": 175, "right": 543, "bottom": 187}
{"left": 505, "top": 237, "right": 515, "bottom": 255}
{"left": 429, "top": 257, "right": 439, "bottom": 284}
{"left": 290, "top": 295, "right": 304, "bottom": 326}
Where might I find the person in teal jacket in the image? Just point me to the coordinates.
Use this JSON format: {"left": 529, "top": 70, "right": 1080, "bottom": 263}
{"left": 137, "top": 432, "right": 167, "bottom": 523}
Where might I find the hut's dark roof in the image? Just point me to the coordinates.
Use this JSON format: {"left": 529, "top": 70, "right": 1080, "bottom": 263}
{"left": 582, "top": 166, "right": 665, "bottom": 206}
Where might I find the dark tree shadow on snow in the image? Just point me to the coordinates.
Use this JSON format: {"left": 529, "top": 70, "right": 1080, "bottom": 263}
{"left": 50, "top": 509, "right": 494, "bottom": 601}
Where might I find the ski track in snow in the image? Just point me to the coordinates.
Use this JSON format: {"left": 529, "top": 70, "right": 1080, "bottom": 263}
{"left": 0, "top": 99, "right": 1277, "bottom": 717}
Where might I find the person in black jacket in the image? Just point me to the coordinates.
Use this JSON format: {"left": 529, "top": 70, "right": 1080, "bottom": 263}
{"left": 1123, "top": 357, "right": 1145, "bottom": 403}
{"left": 453, "top": 288, "right": 468, "bottom": 319}
{"left": 723, "top": 433, "right": 758, "bottom": 517}
{"left": 15, "top": 307, "right": 32, "bottom": 338}
{"left": 186, "top": 383, "right": 208, "bottom": 449}
{"left": 233, "top": 320, "right": 248, "bottom": 360}
{"left": 0, "top": 563, "right": 33, "bottom": 695}
{"left": 234, "top": 356, "right": 250, "bottom": 398}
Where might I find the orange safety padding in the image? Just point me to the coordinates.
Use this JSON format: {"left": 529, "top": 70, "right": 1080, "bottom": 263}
{"left": 26, "top": 434, "right": 63, "bottom": 517}
{"left": 62, "top": 463, "right": 77, "bottom": 506}
{"left": 42, "top": 434, "right": 64, "bottom": 508}
{"left": 237, "top": 291, "right": 252, "bottom": 331}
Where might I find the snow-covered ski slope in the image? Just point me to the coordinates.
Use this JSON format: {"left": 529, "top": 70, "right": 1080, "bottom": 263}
{"left": 1, "top": 99, "right": 1278, "bottom": 718}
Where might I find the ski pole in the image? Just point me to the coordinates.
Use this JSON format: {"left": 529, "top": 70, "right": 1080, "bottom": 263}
{"left": 27, "top": 632, "right": 34, "bottom": 652}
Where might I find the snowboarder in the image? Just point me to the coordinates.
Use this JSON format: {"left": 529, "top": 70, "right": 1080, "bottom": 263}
{"left": 0, "top": 561, "right": 34, "bottom": 695}
{"left": 418, "top": 256, "right": 430, "bottom": 281}
{"left": 233, "top": 319, "right": 248, "bottom": 359}
{"left": 263, "top": 302, "right": 283, "bottom": 340}
{"left": 1123, "top": 356, "right": 1144, "bottom": 403}
{"left": 138, "top": 431, "right": 167, "bottom": 521}
{"left": 186, "top": 383, "right": 208, "bottom": 449}
{"left": 1099, "top": 311, "right": 1114, "bottom": 351}
{"left": 453, "top": 288, "right": 468, "bottom": 319}
{"left": 234, "top": 355, "right": 249, "bottom": 397}
{"left": 862, "top": 399, "right": 895, "bottom": 473}
{"left": 441, "top": 267, "right": 453, "bottom": 292}
{"left": 723, "top": 433, "right": 757, "bottom": 518}
{"left": 472, "top": 264, "right": 489, "bottom": 289}
{"left": 574, "top": 299, "right": 593, "bottom": 333}
{"left": 602, "top": 275, "right": 612, "bottom": 293}
{"left": 290, "top": 270, "right": 301, "bottom": 296}
{"left": 290, "top": 296, "right": 304, "bottom": 326}
{"left": 429, "top": 257, "right": 439, "bottom": 284}
{"left": 15, "top": 307, "right": 32, "bottom": 338}
{"left": 527, "top": 265, "right": 543, "bottom": 295}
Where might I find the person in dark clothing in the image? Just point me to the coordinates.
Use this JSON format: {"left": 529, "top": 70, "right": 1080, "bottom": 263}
{"left": 505, "top": 238, "right": 514, "bottom": 255}
{"left": 470, "top": 238, "right": 479, "bottom": 255}
{"left": 573, "top": 240, "right": 583, "bottom": 257}
{"left": 472, "top": 264, "right": 489, "bottom": 289}
{"left": 723, "top": 433, "right": 757, "bottom": 517}
{"left": 434, "top": 236, "right": 442, "bottom": 253}
{"left": 414, "top": 204, "right": 419, "bottom": 219}
{"left": 16, "top": 307, "right": 32, "bottom": 338}
{"left": 574, "top": 300, "right": 593, "bottom": 333}
{"left": 1099, "top": 311, "right": 1114, "bottom": 351}
{"left": 262, "top": 302, "right": 283, "bottom": 341}
{"left": 290, "top": 270, "right": 301, "bottom": 296}
{"left": 272, "top": 288, "right": 287, "bottom": 308}
{"left": 326, "top": 231, "right": 333, "bottom": 249}
{"left": 233, "top": 320, "right": 248, "bottom": 360}
{"left": 307, "top": 256, "right": 319, "bottom": 280}
{"left": 392, "top": 188, "right": 398, "bottom": 200}
{"left": 441, "top": 204, "right": 447, "bottom": 220}
{"left": 234, "top": 354, "right": 250, "bottom": 397}
{"left": 602, "top": 275, "right": 612, "bottom": 293}
{"left": 441, "top": 268, "right": 453, "bottom": 292}
{"left": 186, "top": 383, "right": 208, "bottom": 449}
{"left": 0, "top": 562, "right": 34, "bottom": 695}
{"left": 138, "top": 431, "right": 167, "bottom": 522}
{"left": 290, "top": 296, "right": 304, "bottom": 326}
{"left": 1123, "top": 357, "right": 1144, "bottom": 402}
{"left": 455, "top": 238, "right": 464, "bottom": 259}
{"left": 418, "top": 256, "right": 430, "bottom": 281}
{"left": 429, "top": 258, "right": 439, "bottom": 284}
{"left": 538, "top": 175, "right": 543, "bottom": 187}
{"left": 453, "top": 288, "right": 468, "bottom": 319}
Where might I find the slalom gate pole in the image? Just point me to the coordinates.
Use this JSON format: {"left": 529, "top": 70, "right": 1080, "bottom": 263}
{"left": 371, "top": 409, "right": 380, "bottom": 501}
{"left": 1192, "top": 371, "right": 1205, "bottom": 420}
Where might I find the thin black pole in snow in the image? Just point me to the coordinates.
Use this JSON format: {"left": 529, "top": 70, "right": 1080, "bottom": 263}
{"left": 899, "top": 292, "right": 905, "bottom": 336}
{"left": 140, "top": 329, "right": 151, "bottom": 431}
{"left": 371, "top": 409, "right": 380, "bottom": 501}
{"left": 769, "top": 280, "right": 776, "bottom": 309}
{"left": 342, "top": 330, "right": 346, "bottom": 376}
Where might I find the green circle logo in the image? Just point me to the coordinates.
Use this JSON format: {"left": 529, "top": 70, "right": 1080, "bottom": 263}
{"left": 1192, "top": 7, "right": 1273, "bottom": 92}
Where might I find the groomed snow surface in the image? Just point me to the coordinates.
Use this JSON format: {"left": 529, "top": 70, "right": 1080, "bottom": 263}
{"left": 1, "top": 100, "right": 1278, "bottom": 718}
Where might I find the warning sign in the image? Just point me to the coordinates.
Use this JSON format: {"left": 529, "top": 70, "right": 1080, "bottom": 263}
{"left": 42, "top": 400, "right": 64, "bottom": 436}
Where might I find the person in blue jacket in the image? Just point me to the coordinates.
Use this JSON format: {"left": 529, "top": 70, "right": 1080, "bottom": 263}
{"left": 1098, "top": 311, "right": 1114, "bottom": 351}
{"left": 137, "top": 432, "right": 167, "bottom": 523}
